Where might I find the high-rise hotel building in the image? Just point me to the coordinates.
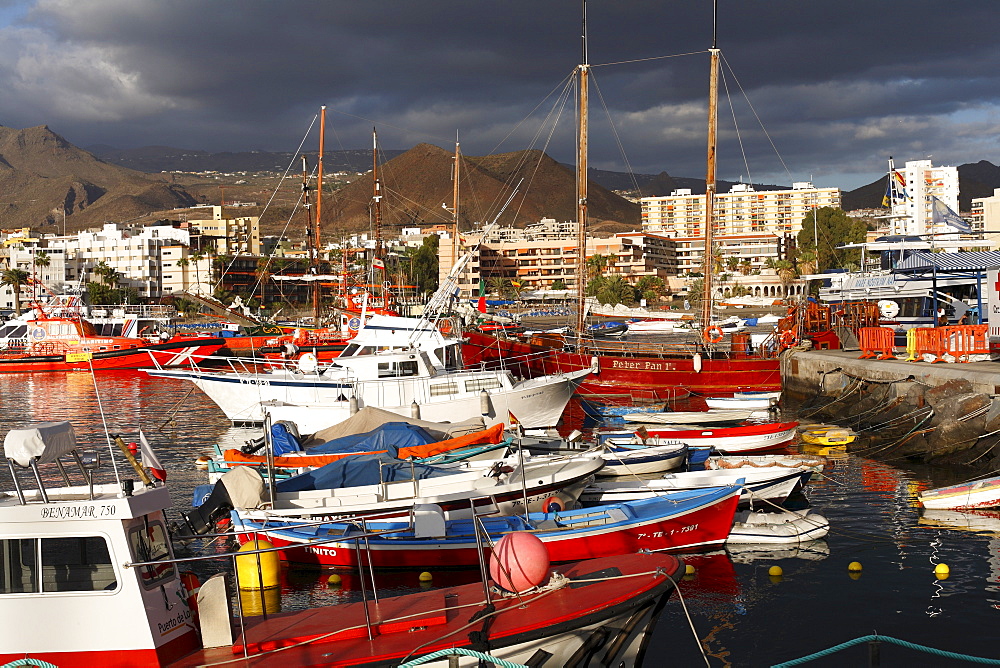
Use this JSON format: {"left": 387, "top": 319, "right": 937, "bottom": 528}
{"left": 639, "top": 182, "right": 841, "bottom": 239}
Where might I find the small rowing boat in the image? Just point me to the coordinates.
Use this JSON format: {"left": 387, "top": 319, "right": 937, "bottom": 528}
{"left": 726, "top": 509, "right": 830, "bottom": 544}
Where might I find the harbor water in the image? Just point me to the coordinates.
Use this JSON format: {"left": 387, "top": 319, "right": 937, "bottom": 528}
{"left": 1, "top": 370, "right": 999, "bottom": 666}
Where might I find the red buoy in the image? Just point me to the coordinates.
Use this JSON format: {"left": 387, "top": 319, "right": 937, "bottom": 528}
{"left": 489, "top": 532, "right": 550, "bottom": 593}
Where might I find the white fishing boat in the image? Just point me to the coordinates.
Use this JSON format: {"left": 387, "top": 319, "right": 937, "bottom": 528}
{"left": 147, "top": 314, "right": 589, "bottom": 431}
{"left": 705, "top": 395, "right": 778, "bottom": 410}
{"left": 580, "top": 467, "right": 811, "bottom": 506}
{"left": 622, "top": 410, "right": 755, "bottom": 425}
{"left": 917, "top": 475, "right": 1000, "bottom": 510}
{"left": 179, "top": 450, "right": 606, "bottom": 535}
{"left": 599, "top": 421, "right": 800, "bottom": 455}
{"left": 726, "top": 509, "right": 830, "bottom": 544}
{"left": 704, "top": 453, "right": 828, "bottom": 475}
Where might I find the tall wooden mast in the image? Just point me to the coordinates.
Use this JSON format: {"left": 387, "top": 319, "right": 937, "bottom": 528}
{"left": 313, "top": 106, "right": 326, "bottom": 322}
{"left": 575, "top": 0, "right": 590, "bottom": 335}
{"left": 701, "top": 0, "right": 720, "bottom": 331}
{"left": 451, "top": 134, "right": 460, "bottom": 270}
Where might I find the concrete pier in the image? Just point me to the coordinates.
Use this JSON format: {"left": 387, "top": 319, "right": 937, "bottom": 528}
{"left": 783, "top": 349, "right": 1000, "bottom": 468}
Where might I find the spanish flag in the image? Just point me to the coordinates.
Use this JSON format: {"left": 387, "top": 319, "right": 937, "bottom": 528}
{"left": 511, "top": 280, "right": 522, "bottom": 289}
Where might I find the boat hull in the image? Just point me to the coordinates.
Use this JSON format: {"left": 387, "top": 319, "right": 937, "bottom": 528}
{"left": 599, "top": 421, "right": 800, "bottom": 454}
{"left": 0, "top": 337, "right": 225, "bottom": 372}
{"left": 462, "top": 330, "right": 782, "bottom": 394}
{"left": 918, "top": 477, "right": 1000, "bottom": 510}
{"left": 233, "top": 487, "right": 741, "bottom": 569}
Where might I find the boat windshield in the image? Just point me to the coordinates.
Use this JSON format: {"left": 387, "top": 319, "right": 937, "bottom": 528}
{"left": 0, "top": 535, "right": 117, "bottom": 594}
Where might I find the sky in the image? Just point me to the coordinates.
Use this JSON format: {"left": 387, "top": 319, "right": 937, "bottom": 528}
{"left": 0, "top": 0, "right": 998, "bottom": 192}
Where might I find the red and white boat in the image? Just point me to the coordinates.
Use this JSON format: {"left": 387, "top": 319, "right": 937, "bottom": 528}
{"left": 0, "top": 419, "right": 685, "bottom": 667}
{"left": 231, "top": 483, "right": 742, "bottom": 569}
{"left": 0, "top": 314, "right": 224, "bottom": 372}
{"left": 918, "top": 475, "right": 1000, "bottom": 510}
{"left": 598, "top": 421, "right": 800, "bottom": 454}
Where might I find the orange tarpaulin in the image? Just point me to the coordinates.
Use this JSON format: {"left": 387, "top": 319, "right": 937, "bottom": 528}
{"left": 222, "top": 423, "right": 507, "bottom": 469}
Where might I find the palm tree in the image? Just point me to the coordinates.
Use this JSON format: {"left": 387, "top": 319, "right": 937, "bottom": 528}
{"left": 176, "top": 257, "right": 190, "bottom": 291}
{"left": 1, "top": 268, "right": 30, "bottom": 315}
{"left": 594, "top": 276, "right": 638, "bottom": 307}
{"left": 585, "top": 253, "right": 611, "bottom": 280}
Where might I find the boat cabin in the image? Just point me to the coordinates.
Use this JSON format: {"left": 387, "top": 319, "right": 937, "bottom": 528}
{"left": 0, "top": 421, "right": 198, "bottom": 666}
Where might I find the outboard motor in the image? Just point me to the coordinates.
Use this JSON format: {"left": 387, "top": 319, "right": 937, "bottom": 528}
{"left": 172, "top": 467, "right": 266, "bottom": 539}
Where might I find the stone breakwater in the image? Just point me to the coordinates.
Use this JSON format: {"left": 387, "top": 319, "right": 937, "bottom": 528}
{"left": 782, "top": 349, "right": 1000, "bottom": 471}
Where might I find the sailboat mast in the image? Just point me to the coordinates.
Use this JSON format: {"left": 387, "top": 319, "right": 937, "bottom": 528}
{"left": 313, "top": 106, "right": 326, "bottom": 323}
{"left": 575, "top": 0, "right": 590, "bottom": 335}
{"left": 452, "top": 134, "right": 460, "bottom": 271}
{"left": 701, "top": 1, "right": 720, "bottom": 331}
{"left": 301, "top": 154, "right": 315, "bottom": 318}
{"left": 371, "top": 128, "right": 386, "bottom": 307}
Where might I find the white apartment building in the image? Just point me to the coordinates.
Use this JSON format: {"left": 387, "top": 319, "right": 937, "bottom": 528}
{"left": 186, "top": 206, "right": 261, "bottom": 255}
{"left": 888, "top": 159, "right": 960, "bottom": 236}
{"left": 640, "top": 182, "right": 841, "bottom": 238}
{"left": 439, "top": 219, "right": 677, "bottom": 297}
{"left": 970, "top": 188, "right": 1000, "bottom": 249}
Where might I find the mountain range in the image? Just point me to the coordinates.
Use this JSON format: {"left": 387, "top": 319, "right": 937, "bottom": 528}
{"left": 2, "top": 123, "right": 998, "bottom": 237}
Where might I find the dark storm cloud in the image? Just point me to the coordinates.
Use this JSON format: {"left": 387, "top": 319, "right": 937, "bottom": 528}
{"left": 1, "top": 0, "right": 997, "bottom": 190}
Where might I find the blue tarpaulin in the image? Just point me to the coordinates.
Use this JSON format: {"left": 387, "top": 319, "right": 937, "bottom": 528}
{"left": 275, "top": 454, "right": 457, "bottom": 492}
{"left": 305, "top": 422, "right": 436, "bottom": 459}
{"left": 271, "top": 422, "right": 302, "bottom": 456}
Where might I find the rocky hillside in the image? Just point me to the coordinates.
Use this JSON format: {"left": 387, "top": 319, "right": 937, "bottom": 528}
{"left": 0, "top": 125, "right": 196, "bottom": 232}
{"left": 321, "top": 143, "right": 641, "bottom": 232}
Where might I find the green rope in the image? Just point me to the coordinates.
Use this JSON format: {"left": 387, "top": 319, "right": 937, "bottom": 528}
{"left": 771, "top": 634, "right": 1000, "bottom": 667}
{"left": 399, "top": 647, "right": 528, "bottom": 668}
{"left": 0, "top": 660, "right": 61, "bottom": 668}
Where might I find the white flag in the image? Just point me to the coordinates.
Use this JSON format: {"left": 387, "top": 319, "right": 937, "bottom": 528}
{"left": 139, "top": 430, "right": 167, "bottom": 481}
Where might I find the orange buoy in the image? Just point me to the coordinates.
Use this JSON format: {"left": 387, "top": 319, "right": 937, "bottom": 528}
{"left": 489, "top": 532, "right": 550, "bottom": 594}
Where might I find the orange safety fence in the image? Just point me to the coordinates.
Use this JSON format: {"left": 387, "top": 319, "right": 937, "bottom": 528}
{"left": 941, "top": 324, "right": 989, "bottom": 363}
{"left": 910, "top": 327, "right": 946, "bottom": 363}
{"left": 857, "top": 327, "right": 896, "bottom": 360}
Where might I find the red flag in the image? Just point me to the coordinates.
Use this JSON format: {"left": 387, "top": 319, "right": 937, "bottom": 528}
{"left": 139, "top": 431, "right": 167, "bottom": 481}
{"left": 477, "top": 295, "right": 487, "bottom": 313}
{"left": 372, "top": 257, "right": 385, "bottom": 270}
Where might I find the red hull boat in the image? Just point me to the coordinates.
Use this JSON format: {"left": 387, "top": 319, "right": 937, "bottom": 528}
{"left": 462, "top": 330, "right": 782, "bottom": 396}
{"left": 0, "top": 316, "right": 224, "bottom": 372}
{"left": 233, "top": 485, "right": 742, "bottom": 569}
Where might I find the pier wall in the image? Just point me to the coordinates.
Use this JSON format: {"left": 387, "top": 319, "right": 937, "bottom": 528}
{"left": 782, "top": 349, "right": 1000, "bottom": 470}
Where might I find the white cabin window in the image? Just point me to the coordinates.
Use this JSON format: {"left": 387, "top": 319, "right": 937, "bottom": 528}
{"left": 429, "top": 382, "right": 459, "bottom": 397}
{"left": 377, "top": 361, "right": 419, "bottom": 378}
{"left": 465, "top": 377, "right": 502, "bottom": 392}
{"left": 0, "top": 536, "right": 117, "bottom": 594}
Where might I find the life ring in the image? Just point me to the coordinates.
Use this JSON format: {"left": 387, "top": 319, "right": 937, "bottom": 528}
{"left": 779, "top": 330, "right": 796, "bottom": 348}
{"left": 543, "top": 496, "right": 564, "bottom": 513}
{"left": 439, "top": 319, "right": 453, "bottom": 336}
{"left": 180, "top": 571, "right": 201, "bottom": 622}
{"left": 703, "top": 325, "right": 724, "bottom": 344}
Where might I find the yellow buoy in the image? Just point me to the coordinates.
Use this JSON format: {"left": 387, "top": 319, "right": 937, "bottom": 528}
{"left": 848, "top": 561, "right": 863, "bottom": 572}
{"left": 238, "top": 586, "right": 281, "bottom": 616}
{"left": 419, "top": 571, "right": 433, "bottom": 582}
{"left": 768, "top": 566, "right": 783, "bottom": 577}
{"left": 685, "top": 564, "right": 696, "bottom": 575}
{"left": 236, "top": 540, "right": 280, "bottom": 590}
{"left": 327, "top": 574, "right": 342, "bottom": 586}
{"left": 934, "top": 563, "right": 950, "bottom": 579}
